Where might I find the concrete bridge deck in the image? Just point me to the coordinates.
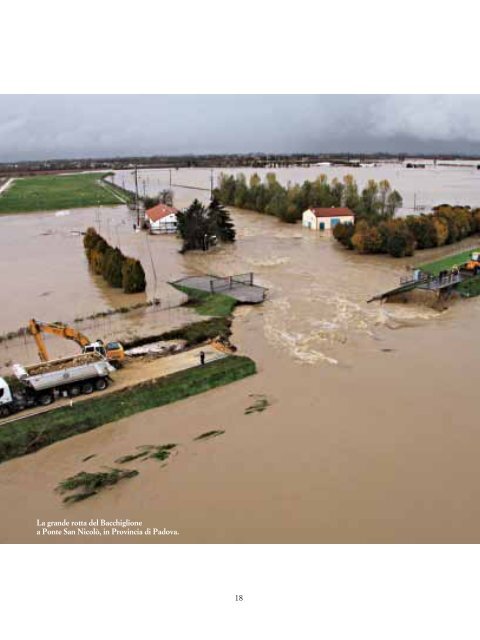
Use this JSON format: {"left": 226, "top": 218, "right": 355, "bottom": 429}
{"left": 173, "top": 274, "right": 267, "bottom": 304}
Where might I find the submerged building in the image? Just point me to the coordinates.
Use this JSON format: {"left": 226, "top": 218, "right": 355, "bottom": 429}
{"left": 145, "top": 204, "right": 178, "bottom": 234}
{"left": 302, "top": 207, "right": 354, "bottom": 231}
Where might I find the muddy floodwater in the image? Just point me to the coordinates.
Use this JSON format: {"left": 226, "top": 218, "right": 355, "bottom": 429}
{"left": 2, "top": 165, "right": 480, "bottom": 542}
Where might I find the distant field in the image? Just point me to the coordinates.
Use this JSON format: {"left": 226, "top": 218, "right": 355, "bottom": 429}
{"left": 419, "top": 248, "right": 480, "bottom": 275}
{"left": 0, "top": 172, "right": 130, "bottom": 214}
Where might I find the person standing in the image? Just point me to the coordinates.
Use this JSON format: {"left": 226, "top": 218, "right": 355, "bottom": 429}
{"left": 199, "top": 351, "right": 205, "bottom": 366}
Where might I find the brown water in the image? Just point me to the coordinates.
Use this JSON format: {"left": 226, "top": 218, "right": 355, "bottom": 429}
{"left": 2, "top": 166, "right": 480, "bottom": 543}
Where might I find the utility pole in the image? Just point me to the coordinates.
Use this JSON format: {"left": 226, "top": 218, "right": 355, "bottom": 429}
{"left": 210, "top": 168, "right": 214, "bottom": 198}
{"left": 134, "top": 165, "right": 140, "bottom": 227}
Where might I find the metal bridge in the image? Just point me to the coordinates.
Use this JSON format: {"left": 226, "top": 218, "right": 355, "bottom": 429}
{"left": 367, "top": 272, "right": 463, "bottom": 303}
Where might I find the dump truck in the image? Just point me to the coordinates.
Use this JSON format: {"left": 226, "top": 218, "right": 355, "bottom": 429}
{"left": 0, "top": 352, "right": 115, "bottom": 417}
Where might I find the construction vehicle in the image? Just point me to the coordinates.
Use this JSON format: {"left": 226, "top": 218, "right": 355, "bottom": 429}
{"left": 28, "top": 319, "right": 125, "bottom": 364}
{"left": 0, "top": 352, "right": 115, "bottom": 417}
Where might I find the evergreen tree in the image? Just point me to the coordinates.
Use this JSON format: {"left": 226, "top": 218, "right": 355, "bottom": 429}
{"left": 122, "top": 258, "right": 146, "bottom": 293}
{"left": 176, "top": 199, "right": 211, "bottom": 252}
{"left": 207, "top": 197, "right": 236, "bottom": 242}
{"left": 102, "top": 247, "right": 124, "bottom": 288}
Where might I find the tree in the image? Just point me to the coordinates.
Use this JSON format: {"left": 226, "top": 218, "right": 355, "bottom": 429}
{"left": 144, "top": 196, "right": 160, "bottom": 209}
{"left": 207, "top": 197, "right": 236, "bottom": 242}
{"left": 360, "top": 179, "right": 379, "bottom": 219}
{"left": 378, "top": 179, "right": 391, "bottom": 216}
{"left": 386, "top": 190, "right": 403, "bottom": 217}
{"left": 122, "top": 258, "right": 146, "bottom": 293}
{"left": 343, "top": 175, "right": 360, "bottom": 211}
{"left": 102, "top": 247, "right": 124, "bottom": 288}
{"left": 333, "top": 221, "right": 355, "bottom": 249}
{"left": 177, "top": 199, "right": 212, "bottom": 252}
{"left": 386, "top": 227, "right": 415, "bottom": 258}
{"left": 160, "top": 189, "right": 173, "bottom": 206}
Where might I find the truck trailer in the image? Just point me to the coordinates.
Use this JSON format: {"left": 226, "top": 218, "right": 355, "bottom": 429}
{"left": 0, "top": 352, "right": 115, "bottom": 417}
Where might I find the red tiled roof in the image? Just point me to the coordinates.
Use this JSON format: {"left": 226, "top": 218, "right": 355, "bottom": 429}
{"left": 145, "top": 203, "right": 178, "bottom": 222}
{"left": 309, "top": 207, "right": 354, "bottom": 218}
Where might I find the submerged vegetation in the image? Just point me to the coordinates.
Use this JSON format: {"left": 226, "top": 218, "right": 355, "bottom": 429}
{"left": 115, "top": 443, "right": 178, "bottom": 464}
{"left": 83, "top": 227, "right": 146, "bottom": 293}
{"left": 245, "top": 394, "right": 270, "bottom": 414}
{"left": 0, "top": 172, "right": 128, "bottom": 214}
{"left": 0, "top": 355, "right": 256, "bottom": 463}
{"left": 215, "top": 172, "right": 402, "bottom": 224}
{"left": 56, "top": 468, "right": 138, "bottom": 503}
{"left": 194, "top": 430, "right": 225, "bottom": 441}
{"left": 335, "top": 205, "right": 480, "bottom": 258}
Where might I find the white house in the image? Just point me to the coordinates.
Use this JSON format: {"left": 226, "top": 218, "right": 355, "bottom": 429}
{"left": 302, "top": 207, "right": 354, "bottom": 232}
{"left": 145, "top": 204, "right": 178, "bottom": 234}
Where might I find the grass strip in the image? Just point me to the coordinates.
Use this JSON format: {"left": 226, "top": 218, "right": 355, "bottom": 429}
{"left": 418, "top": 248, "right": 480, "bottom": 275}
{"left": 172, "top": 284, "right": 237, "bottom": 317}
{"left": 0, "top": 172, "right": 130, "bottom": 214}
{"left": 0, "top": 355, "right": 256, "bottom": 464}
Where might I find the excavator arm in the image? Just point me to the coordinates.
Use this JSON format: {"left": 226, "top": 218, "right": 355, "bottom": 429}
{"left": 29, "top": 319, "right": 92, "bottom": 362}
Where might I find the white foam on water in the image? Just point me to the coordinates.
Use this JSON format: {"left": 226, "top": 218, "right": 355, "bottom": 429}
{"left": 55, "top": 210, "right": 71, "bottom": 217}
{"left": 247, "top": 256, "right": 291, "bottom": 268}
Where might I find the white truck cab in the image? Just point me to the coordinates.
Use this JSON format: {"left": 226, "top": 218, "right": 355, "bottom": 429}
{"left": 0, "top": 378, "right": 13, "bottom": 407}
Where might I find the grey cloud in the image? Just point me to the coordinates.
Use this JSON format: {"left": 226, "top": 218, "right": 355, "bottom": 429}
{"left": 0, "top": 95, "right": 479, "bottom": 161}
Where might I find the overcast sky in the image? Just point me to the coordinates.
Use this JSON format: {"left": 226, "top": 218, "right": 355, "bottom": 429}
{"left": 1, "top": 95, "right": 480, "bottom": 161}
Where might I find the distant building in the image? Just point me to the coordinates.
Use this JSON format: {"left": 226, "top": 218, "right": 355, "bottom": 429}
{"left": 302, "top": 207, "right": 354, "bottom": 232}
{"left": 145, "top": 203, "right": 178, "bottom": 234}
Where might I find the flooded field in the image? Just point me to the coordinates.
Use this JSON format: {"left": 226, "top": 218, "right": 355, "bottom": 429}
{"left": 2, "top": 165, "right": 480, "bottom": 542}
{"left": 113, "top": 160, "right": 480, "bottom": 214}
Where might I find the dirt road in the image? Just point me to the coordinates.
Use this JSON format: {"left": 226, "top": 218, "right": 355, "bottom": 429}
{"left": 0, "top": 345, "right": 226, "bottom": 427}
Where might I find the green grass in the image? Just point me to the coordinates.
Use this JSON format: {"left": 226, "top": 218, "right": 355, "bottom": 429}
{"left": 0, "top": 355, "right": 256, "bottom": 464}
{"left": 418, "top": 248, "right": 480, "bottom": 275}
{"left": 172, "top": 284, "right": 237, "bottom": 316}
{"left": 0, "top": 173, "right": 130, "bottom": 214}
{"left": 457, "top": 275, "right": 480, "bottom": 297}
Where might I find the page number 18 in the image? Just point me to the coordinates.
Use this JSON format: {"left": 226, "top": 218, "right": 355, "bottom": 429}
{"left": 235, "top": 595, "right": 243, "bottom": 602}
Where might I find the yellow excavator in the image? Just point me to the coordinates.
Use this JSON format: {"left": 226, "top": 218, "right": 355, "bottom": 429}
{"left": 28, "top": 319, "right": 125, "bottom": 363}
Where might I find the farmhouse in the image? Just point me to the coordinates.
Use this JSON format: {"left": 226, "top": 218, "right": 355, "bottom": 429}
{"left": 145, "top": 203, "right": 178, "bottom": 234}
{"left": 302, "top": 207, "right": 354, "bottom": 231}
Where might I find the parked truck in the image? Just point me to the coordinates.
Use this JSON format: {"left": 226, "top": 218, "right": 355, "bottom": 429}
{"left": 0, "top": 352, "right": 115, "bottom": 417}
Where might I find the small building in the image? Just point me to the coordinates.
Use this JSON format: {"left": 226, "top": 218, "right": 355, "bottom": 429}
{"left": 302, "top": 207, "right": 354, "bottom": 231}
{"left": 145, "top": 204, "right": 178, "bottom": 234}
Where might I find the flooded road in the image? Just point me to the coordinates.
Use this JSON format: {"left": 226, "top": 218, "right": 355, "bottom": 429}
{"left": 2, "top": 166, "right": 480, "bottom": 542}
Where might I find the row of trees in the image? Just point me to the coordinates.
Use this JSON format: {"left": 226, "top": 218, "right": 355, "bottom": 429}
{"left": 214, "top": 172, "right": 403, "bottom": 224}
{"left": 177, "top": 197, "right": 236, "bottom": 252}
{"left": 83, "top": 228, "right": 146, "bottom": 293}
{"left": 333, "top": 206, "right": 480, "bottom": 258}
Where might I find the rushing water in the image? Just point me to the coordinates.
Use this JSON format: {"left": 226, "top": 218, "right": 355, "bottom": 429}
{"left": 2, "top": 165, "right": 480, "bottom": 542}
